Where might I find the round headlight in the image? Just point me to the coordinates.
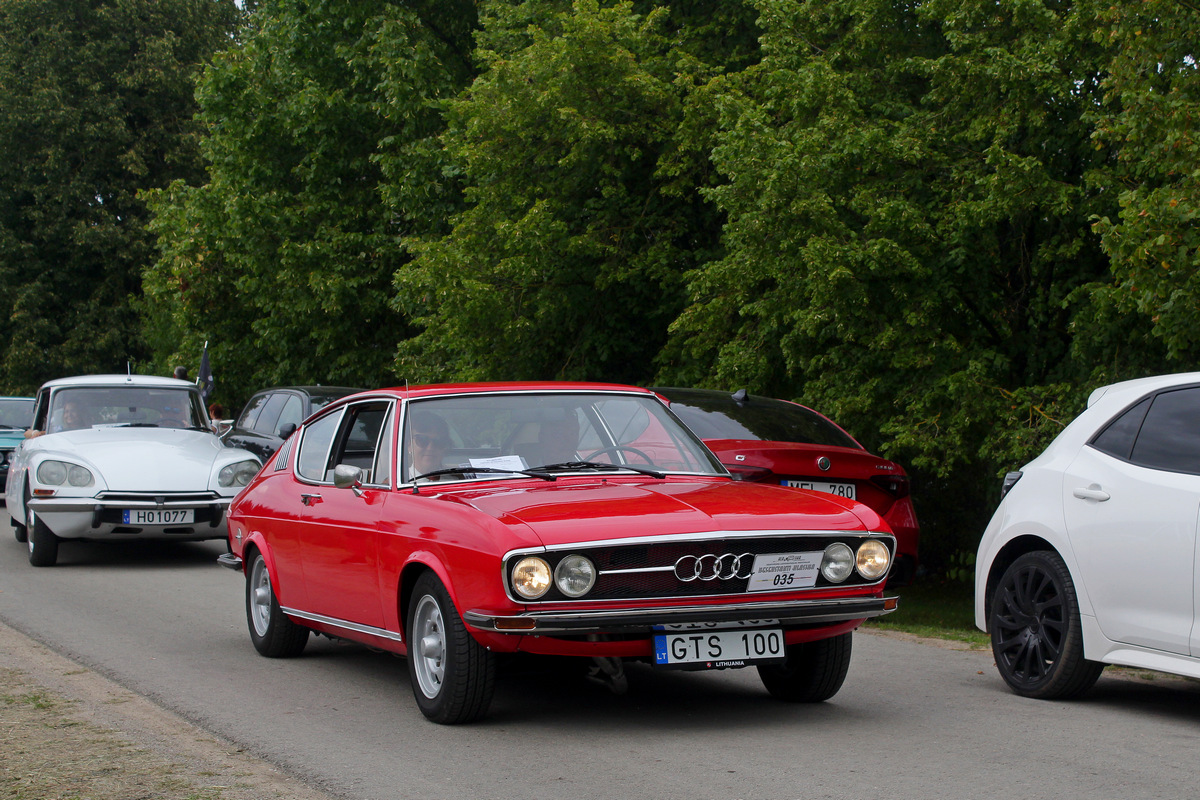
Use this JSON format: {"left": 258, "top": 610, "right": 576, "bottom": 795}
{"left": 856, "top": 540, "right": 891, "bottom": 580}
{"left": 554, "top": 555, "right": 596, "bottom": 598}
{"left": 512, "top": 556, "right": 552, "bottom": 600}
{"left": 37, "top": 460, "right": 67, "bottom": 486}
{"left": 820, "top": 542, "right": 855, "bottom": 583}
{"left": 219, "top": 460, "right": 260, "bottom": 488}
{"left": 67, "top": 465, "right": 94, "bottom": 487}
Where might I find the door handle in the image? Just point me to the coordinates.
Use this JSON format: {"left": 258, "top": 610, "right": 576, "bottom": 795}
{"left": 300, "top": 493, "right": 322, "bottom": 506}
{"left": 1072, "top": 486, "right": 1110, "bottom": 502}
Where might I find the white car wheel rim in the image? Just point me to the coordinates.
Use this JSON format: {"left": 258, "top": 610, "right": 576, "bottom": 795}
{"left": 250, "top": 559, "right": 273, "bottom": 637}
{"left": 412, "top": 594, "right": 446, "bottom": 699}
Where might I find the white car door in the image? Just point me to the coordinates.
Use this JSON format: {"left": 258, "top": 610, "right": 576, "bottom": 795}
{"left": 1063, "top": 386, "right": 1200, "bottom": 656}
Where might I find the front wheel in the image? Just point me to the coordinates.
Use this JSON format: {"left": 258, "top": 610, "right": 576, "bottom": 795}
{"left": 27, "top": 511, "right": 58, "bottom": 567}
{"left": 246, "top": 551, "right": 308, "bottom": 658}
{"left": 758, "top": 632, "right": 852, "bottom": 702}
{"left": 406, "top": 571, "right": 496, "bottom": 724}
{"left": 989, "top": 550, "right": 1103, "bottom": 699}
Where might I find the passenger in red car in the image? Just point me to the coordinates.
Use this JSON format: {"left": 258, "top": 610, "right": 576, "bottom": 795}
{"left": 409, "top": 412, "right": 450, "bottom": 479}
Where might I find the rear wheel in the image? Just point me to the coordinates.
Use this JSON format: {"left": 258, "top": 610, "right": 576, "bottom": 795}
{"left": 246, "top": 551, "right": 308, "bottom": 657}
{"left": 27, "top": 511, "right": 58, "bottom": 567}
{"left": 989, "top": 550, "right": 1103, "bottom": 698}
{"left": 406, "top": 571, "right": 495, "bottom": 724}
{"left": 758, "top": 632, "right": 852, "bottom": 702}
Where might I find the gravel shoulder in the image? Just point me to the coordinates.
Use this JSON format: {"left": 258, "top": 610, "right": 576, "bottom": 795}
{"left": 0, "top": 619, "right": 337, "bottom": 800}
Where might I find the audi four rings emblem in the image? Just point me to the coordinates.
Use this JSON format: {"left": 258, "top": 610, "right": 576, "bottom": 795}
{"left": 674, "top": 553, "right": 755, "bottom": 581}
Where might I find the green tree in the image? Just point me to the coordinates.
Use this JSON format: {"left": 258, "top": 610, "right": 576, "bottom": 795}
{"left": 0, "top": 0, "right": 239, "bottom": 393}
{"left": 1087, "top": 0, "right": 1200, "bottom": 366}
{"left": 393, "top": 0, "right": 756, "bottom": 383}
{"left": 660, "top": 0, "right": 1120, "bottom": 566}
{"left": 144, "top": 0, "right": 476, "bottom": 406}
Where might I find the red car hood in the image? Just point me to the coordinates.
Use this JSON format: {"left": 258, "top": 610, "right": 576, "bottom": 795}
{"left": 447, "top": 478, "right": 885, "bottom": 548}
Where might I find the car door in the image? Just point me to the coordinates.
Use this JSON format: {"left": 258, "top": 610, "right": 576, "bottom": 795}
{"left": 1063, "top": 386, "right": 1200, "bottom": 656}
{"left": 292, "top": 399, "right": 394, "bottom": 631}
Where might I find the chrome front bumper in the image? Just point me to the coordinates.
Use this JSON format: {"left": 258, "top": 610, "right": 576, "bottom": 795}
{"left": 464, "top": 595, "right": 898, "bottom": 635}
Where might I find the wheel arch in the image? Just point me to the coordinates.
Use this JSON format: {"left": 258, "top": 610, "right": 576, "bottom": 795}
{"left": 982, "top": 534, "right": 1057, "bottom": 629}
{"left": 397, "top": 558, "right": 455, "bottom": 640}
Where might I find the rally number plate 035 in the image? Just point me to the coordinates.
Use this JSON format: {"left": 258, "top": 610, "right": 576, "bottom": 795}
{"left": 654, "top": 628, "right": 786, "bottom": 669}
{"left": 121, "top": 509, "right": 195, "bottom": 525}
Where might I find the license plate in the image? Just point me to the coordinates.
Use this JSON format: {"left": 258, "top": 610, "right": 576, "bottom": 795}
{"left": 784, "top": 479, "right": 856, "bottom": 500}
{"left": 121, "top": 509, "right": 194, "bottom": 525}
{"left": 746, "top": 551, "right": 822, "bottom": 592}
{"left": 654, "top": 628, "right": 786, "bottom": 669}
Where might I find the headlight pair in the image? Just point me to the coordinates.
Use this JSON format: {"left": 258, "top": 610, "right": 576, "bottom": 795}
{"left": 512, "top": 554, "right": 596, "bottom": 600}
{"left": 820, "top": 540, "right": 890, "bottom": 583}
{"left": 218, "top": 460, "right": 261, "bottom": 488}
{"left": 37, "top": 460, "right": 94, "bottom": 488}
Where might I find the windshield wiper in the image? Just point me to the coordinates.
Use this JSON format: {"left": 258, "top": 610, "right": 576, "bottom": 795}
{"left": 533, "top": 460, "right": 666, "bottom": 480}
{"left": 411, "top": 466, "right": 557, "bottom": 483}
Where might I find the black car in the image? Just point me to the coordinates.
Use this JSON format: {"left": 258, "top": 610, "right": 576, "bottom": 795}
{"left": 223, "top": 386, "right": 362, "bottom": 462}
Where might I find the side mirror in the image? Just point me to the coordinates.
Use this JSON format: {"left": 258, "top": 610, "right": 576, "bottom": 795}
{"left": 333, "top": 464, "right": 365, "bottom": 496}
{"left": 277, "top": 422, "right": 297, "bottom": 440}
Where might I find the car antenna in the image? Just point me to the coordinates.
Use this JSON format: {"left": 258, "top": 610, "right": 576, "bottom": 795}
{"left": 732, "top": 388, "right": 748, "bottom": 404}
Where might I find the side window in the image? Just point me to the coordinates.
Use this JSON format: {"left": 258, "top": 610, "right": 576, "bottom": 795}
{"left": 254, "top": 393, "right": 289, "bottom": 435}
{"left": 296, "top": 411, "right": 342, "bottom": 482}
{"left": 1091, "top": 397, "right": 1151, "bottom": 461}
{"left": 1129, "top": 388, "right": 1200, "bottom": 474}
{"left": 238, "top": 393, "right": 271, "bottom": 430}
{"left": 277, "top": 394, "right": 304, "bottom": 433}
{"left": 329, "top": 401, "right": 391, "bottom": 485}
{"left": 373, "top": 411, "right": 394, "bottom": 487}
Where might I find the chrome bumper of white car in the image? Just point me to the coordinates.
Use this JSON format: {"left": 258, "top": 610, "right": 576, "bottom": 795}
{"left": 464, "top": 595, "right": 898, "bottom": 635}
{"left": 26, "top": 495, "right": 231, "bottom": 539}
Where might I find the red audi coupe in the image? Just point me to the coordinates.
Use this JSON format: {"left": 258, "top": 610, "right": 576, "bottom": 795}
{"left": 220, "top": 382, "right": 898, "bottom": 723}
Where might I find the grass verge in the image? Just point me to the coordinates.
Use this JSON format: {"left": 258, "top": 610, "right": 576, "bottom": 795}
{"left": 864, "top": 579, "right": 989, "bottom": 648}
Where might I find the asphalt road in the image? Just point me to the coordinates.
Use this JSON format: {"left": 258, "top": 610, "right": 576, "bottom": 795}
{"left": 2, "top": 509, "right": 1199, "bottom": 800}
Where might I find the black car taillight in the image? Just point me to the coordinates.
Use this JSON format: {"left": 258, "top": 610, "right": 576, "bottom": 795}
{"left": 1000, "top": 471, "right": 1023, "bottom": 498}
{"left": 724, "top": 464, "right": 774, "bottom": 482}
{"left": 870, "top": 474, "right": 911, "bottom": 498}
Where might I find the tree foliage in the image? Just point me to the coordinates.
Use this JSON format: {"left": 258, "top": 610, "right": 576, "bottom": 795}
{"left": 0, "top": 0, "right": 238, "bottom": 393}
{"left": 393, "top": 0, "right": 756, "bottom": 384}
{"left": 1087, "top": 0, "right": 1200, "bottom": 364}
{"left": 142, "top": 0, "right": 476, "bottom": 406}
{"left": 659, "top": 0, "right": 1123, "bottom": 563}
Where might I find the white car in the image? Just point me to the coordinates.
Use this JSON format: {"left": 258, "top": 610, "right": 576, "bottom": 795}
{"left": 976, "top": 372, "right": 1200, "bottom": 698}
{"left": 6, "top": 375, "right": 261, "bottom": 567}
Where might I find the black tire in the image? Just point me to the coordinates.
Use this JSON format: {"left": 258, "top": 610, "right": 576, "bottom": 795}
{"left": 27, "top": 512, "right": 58, "bottom": 567}
{"left": 989, "top": 550, "right": 1104, "bottom": 699}
{"left": 246, "top": 551, "right": 308, "bottom": 658}
{"left": 406, "top": 571, "right": 496, "bottom": 724}
{"left": 758, "top": 632, "right": 852, "bottom": 702}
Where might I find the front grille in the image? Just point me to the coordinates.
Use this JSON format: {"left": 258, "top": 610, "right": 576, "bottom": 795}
{"left": 507, "top": 533, "right": 893, "bottom": 603}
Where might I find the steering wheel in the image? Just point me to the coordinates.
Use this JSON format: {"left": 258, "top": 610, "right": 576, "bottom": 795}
{"left": 582, "top": 445, "right": 655, "bottom": 465}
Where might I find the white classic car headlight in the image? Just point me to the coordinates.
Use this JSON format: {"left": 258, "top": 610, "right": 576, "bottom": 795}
{"left": 219, "top": 460, "right": 261, "bottom": 488}
{"left": 37, "top": 460, "right": 94, "bottom": 487}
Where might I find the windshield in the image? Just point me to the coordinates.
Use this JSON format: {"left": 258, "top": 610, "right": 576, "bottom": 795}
{"left": 47, "top": 386, "right": 207, "bottom": 433}
{"left": 401, "top": 391, "right": 725, "bottom": 483}
{"left": 657, "top": 389, "right": 860, "bottom": 449}
{"left": 0, "top": 398, "right": 34, "bottom": 429}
